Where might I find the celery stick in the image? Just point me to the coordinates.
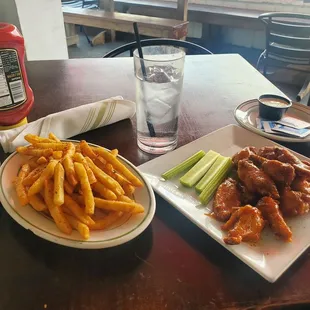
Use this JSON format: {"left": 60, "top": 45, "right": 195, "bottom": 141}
{"left": 198, "top": 159, "right": 232, "bottom": 204}
{"left": 179, "top": 150, "right": 219, "bottom": 187}
{"left": 195, "top": 156, "right": 232, "bottom": 193}
{"left": 161, "top": 150, "right": 206, "bottom": 180}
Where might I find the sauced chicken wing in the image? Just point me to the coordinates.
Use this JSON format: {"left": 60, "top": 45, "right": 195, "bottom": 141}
{"left": 250, "top": 154, "right": 295, "bottom": 185}
{"left": 257, "top": 146, "right": 278, "bottom": 160}
{"left": 291, "top": 177, "right": 310, "bottom": 195}
{"left": 280, "top": 187, "right": 310, "bottom": 217}
{"left": 237, "top": 160, "right": 280, "bottom": 199}
{"left": 232, "top": 147, "right": 257, "bottom": 165}
{"left": 238, "top": 183, "right": 258, "bottom": 205}
{"left": 213, "top": 178, "right": 241, "bottom": 222}
{"left": 221, "top": 205, "right": 265, "bottom": 245}
{"left": 256, "top": 197, "right": 292, "bottom": 242}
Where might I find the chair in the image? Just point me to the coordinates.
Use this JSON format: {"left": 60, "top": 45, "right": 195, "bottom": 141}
{"left": 62, "top": 0, "right": 99, "bottom": 46}
{"left": 103, "top": 39, "right": 212, "bottom": 58}
{"left": 257, "top": 12, "right": 310, "bottom": 106}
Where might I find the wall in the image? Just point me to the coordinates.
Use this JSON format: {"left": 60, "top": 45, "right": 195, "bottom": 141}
{"left": 0, "top": 0, "right": 68, "bottom": 61}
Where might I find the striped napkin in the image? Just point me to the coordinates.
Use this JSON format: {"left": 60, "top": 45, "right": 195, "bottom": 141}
{"left": 0, "top": 96, "right": 135, "bottom": 153}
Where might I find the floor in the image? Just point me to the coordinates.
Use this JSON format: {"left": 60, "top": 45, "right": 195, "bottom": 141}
{"left": 68, "top": 32, "right": 304, "bottom": 104}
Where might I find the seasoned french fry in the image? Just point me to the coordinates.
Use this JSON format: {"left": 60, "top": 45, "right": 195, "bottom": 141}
{"left": 74, "top": 162, "right": 95, "bottom": 215}
{"left": 23, "top": 165, "right": 46, "bottom": 186}
{"left": 92, "top": 182, "right": 117, "bottom": 200}
{"left": 63, "top": 142, "right": 75, "bottom": 157}
{"left": 63, "top": 194, "right": 95, "bottom": 226}
{"left": 118, "top": 195, "right": 133, "bottom": 203}
{"left": 15, "top": 164, "right": 31, "bottom": 206}
{"left": 111, "top": 149, "right": 118, "bottom": 156}
{"left": 54, "top": 162, "right": 65, "bottom": 206}
{"left": 28, "top": 157, "right": 39, "bottom": 169}
{"left": 65, "top": 214, "right": 90, "bottom": 239}
{"left": 63, "top": 154, "right": 78, "bottom": 187}
{"left": 33, "top": 142, "right": 68, "bottom": 150}
{"left": 52, "top": 151, "right": 63, "bottom": 159}
{"left": 123, "top": 183, "right": 135, "bottom": 196}
{"left": 25, "top": 134, "right": 55, "bottom": 144}
{"left": 95, "top": 147, "right": 143, "bottom": 187}
{"left": 64, "top": 179, "right": 74, "bottom": 195}
{"left": 89, "top": 211, "right": 123, "bottom": 230}
{"left": 17, "top": 146, "right": 53, "bottom": 158}
{"left": 48, "top": 133, "right": 61, "bottom": 142}
{"left": 73, "top": 152, "right": 97, "bottom": 184}
{"left": 85, "top": 157, "right": 124, "bottom": 196}
{"left": 37, "top": 156, "right": 48, "bottom": 165}
{"left": 79, "top": 140, "right": 97, "bottom": 160}
{"left": 44, "top": 179, "right": 72, "bottom": 235}
{"left": 94, "top": 197, "right": 144, "bottom": 213}
{"left": 28, "top": 160, "right": 58, "bottom": 196}
{"left": 104, "top": 163, "right": 132, "bottom": 188}
{"left": 28, "top": 194, "right": 47, "bottom": 211}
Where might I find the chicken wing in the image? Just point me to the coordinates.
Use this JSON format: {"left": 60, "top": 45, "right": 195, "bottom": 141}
{"left": 238, "top": 183, "right": 259, "bottom": 205}
{"left": 237, "top": 159, "right": 280, "bottom": 199}
{"left": 274, "top": 148, "right": 310, "bottom": 179}
{"left": 213, "top": 178, "right": 241, "bottom": 222}
{"left": 291, "top": 177, "right": 310, "bottom": 195}
{"left": 257, "top": 146, "right": 278, "bottom": 160}
{"left": 256, "top": 197, "right": 292, "bottom": 242}
{"left": 221, "top": 205, "right": 265, "bottom": 245}
{"left": 280, "top": 187, "right": 310, "bottom": 217}
{"left": 250, "top": 154, "right": 295, "bottom": 185}
{"left": 232, "top": 147, "right": 257, "bottom": 165}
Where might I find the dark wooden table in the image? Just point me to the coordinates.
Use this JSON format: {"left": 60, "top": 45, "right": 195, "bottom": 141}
{"left": 0, "top": 55, "right": 309, "bottom": 310}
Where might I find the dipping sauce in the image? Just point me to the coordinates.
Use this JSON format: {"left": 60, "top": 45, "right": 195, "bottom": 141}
{"left": 260, "top": 98, "right": 289, "bottom": 108}
{"left": 258, "top": 94, "right": 292, "bottom": 121}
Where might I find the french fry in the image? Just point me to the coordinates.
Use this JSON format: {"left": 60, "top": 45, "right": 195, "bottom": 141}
{"left": 63, "top": 154, "right": 78, "bottom": 187}
{"left": 15, "top": 164, "right": 31, "bottom": 206}
{"left": 24, "top": 134, "right": 55, "bottom": 144}
{"left": 95, "top": 147, "right": 143, "bottom": 187}
{"left": 28, "top": 194, "right": 47, "bottom": 211}
{"left": 94, "top": 197, "right": 144, "bottom": 213}
{"left": 89, "top": 211, "right": 123, "bottom": 230}
{"left": 104, "top": 163, "right": 132, "bottom": 188}
{"left": 33, "top": 142, "right": 68, "bottom": 150}
{"left": 28, "top": 160, "right": 58, "bottom": 196}
{"left": 23, "top": 165, "right": 46, "bottom": 186}
{"left": 118, "top": 195, "right": 133, "bottom": 203}
{"left": 54, "top": 162, "right": 65, "bottom": 206}
{"left": 111, "top": 149, "right": 118, "bottom": 156}
{"left": 79, "top": 140, "right": 97, "bottom": 160}
{"left": 17, "top": 146, "right": 53, "bottom": 158}
{"left": 28, "top": 157, "right": 39, "bottom": 169}
{"left": 63, "top": 194, "right": 95, "bottom": 226}
{"left": 63, "top": 142, "right": 75, "bottom": 157}
{"left": 74, "top": 162, "right": 95, "bottom": 215}
{"left": 85, "top": 157, "right": 124, "bottom": 196}
{"left": 64, "top": 179, "right": 74, "bottom": 195}
{"left": 92, "top": 182, "right": 117, "bottom": 200}
{"left": 73, "top": 153, "right": 97, "bottom": 184}
{"left": 37, "top": 156, "right": 48, "bottom": 165}
{"left": 48, "top": 132, "right": 61, "bottom": 142}
{"left": 44, "top": 179, "right": 72, "bottom": 235}
{"left": 65, "top": 214, "right": 90, "bottom": 240}
{"left": 52, "top": 151, "right": 63, "bottom": 159}
{"left": 123, "top": 183, "right": 135, "bottom": 196}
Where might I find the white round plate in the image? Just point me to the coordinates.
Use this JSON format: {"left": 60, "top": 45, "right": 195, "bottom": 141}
{"left": 234, "top": 99, "right": 310, "bottom": 143}
{"left": 0, "top": 142, "right": 156, "bottom": 249}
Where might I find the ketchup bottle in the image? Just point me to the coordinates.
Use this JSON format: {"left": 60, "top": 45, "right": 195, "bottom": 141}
{"left": 0, "top": 23, "right": 34, "bottom": 126}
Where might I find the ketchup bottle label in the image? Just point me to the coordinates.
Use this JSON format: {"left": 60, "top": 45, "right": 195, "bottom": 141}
{"left": 0, "top": 48, "right": 27, "bottom": 110}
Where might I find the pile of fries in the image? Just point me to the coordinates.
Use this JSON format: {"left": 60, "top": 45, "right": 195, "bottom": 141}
{"left": 14, "top": 133, "right": 144, "bottom": 240}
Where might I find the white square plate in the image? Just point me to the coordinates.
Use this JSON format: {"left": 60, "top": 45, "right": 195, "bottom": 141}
{"left": 138, "top": 124, "right": 310, "bottom": 282}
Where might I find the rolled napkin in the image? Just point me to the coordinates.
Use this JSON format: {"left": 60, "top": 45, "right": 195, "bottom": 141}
{"left": 0, "top": 96, "right": 135, "bottom": 153}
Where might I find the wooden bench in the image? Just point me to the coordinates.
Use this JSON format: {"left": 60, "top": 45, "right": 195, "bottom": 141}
{"left": 62, "top": 7, "right": 189, "bottom": 43}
